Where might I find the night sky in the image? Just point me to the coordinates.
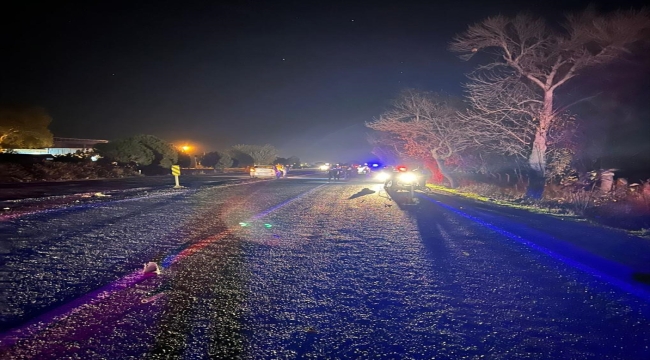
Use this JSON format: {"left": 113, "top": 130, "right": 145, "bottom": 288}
{"left": 2, "top": 0, "right": 648, "bottom": 163}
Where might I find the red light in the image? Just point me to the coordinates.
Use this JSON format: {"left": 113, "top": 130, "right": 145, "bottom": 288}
{"left": 397, "top": 165, "right": 407, "bottom": 172}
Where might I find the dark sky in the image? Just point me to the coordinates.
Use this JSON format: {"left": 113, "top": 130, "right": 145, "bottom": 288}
{"left": 2, "top": 0, "right": 648, "bottom": 162}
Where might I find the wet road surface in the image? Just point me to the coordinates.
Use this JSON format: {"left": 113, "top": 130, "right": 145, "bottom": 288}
{"left": 1, "top": 175, "right": 649, "bottom": 359}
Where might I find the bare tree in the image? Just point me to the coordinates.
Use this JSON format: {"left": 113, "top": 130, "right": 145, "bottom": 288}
{"left": 232, "top": 144, "right": 278, "bottom": 165}
{"left": 461, "top": 70, "right": 539, "bottom": 158}
{"left": 367, "top": 132, "right": 402, "bottom": 166}
{"left": 463, "top": 70, "right": 578, "bottom": 173}
{"left": 366, "top": 89, "right": 472, "bottom": 188}
{"left": 450, "top": 8, "right": 650, "bottom": 183}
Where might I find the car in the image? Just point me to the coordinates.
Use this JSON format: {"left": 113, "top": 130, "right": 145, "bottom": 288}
{"left": 250, "top": 165, "right": 279, "bottom": 179}
{"left": 372, "top": 168, "right": 392, "bottom": 183}
{"left": 383, "top": 166, "right": 421, "bottom": 191}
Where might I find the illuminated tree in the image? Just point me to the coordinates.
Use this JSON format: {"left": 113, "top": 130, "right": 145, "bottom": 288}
{"left": 232, "top": 144, "right": 278, "bottom": 165}
{"left": 367, "top": 90, "right": 472, "bottom": 188}
{"left": 201, "top": 151, "right": 233, "bottom": 169}
{"left": 132, "top": 135, "right": 178, "bottom": 168}
{"left": 286, "top": 156, "right": 300, "bottom": 166}
{"left": 461, "top": 72, "right": 537, "bottom": 158}
{"left": 368, "top": 132, "right": 401, "bottom": 166}
{"left": 95, "top": 135, "right": 177, "bottom": 168}
{"left": 451, "top": 7, "right": 649, "bottom": 195}
{"left": 462, "top": 71, "right": 579, "bottom": 175}
{"left": 215, "top": 152, "right": 233, "bottom": 169}
{"left": 200, "top": 151, "right": 222, "bottom": 168}
{"left": 94, "top": 138, "right": 154, "bottom": 165}
{"left": 0, "top": 105, "right": 54, "bottom": 149}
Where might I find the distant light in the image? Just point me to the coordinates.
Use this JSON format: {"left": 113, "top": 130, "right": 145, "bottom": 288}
{"left": 372, "top": 164, "right": 379, "bottom": 167}
{"left": 239, "top": 222, "right": 249, "bottom": 227}
{"left": 264, "top": 223, "right": 272, "bottom": 228}
{"left": 91, "top": 155, "right": 100, "bottom": 162}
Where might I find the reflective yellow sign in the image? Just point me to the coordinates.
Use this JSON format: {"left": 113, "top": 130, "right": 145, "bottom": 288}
{"left": 171, "top": 165, "right": 181, "bottom": 176}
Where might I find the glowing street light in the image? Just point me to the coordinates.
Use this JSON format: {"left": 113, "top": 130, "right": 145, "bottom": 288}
{"left": 181, "top": 145, "right": 191, "bottom": 153}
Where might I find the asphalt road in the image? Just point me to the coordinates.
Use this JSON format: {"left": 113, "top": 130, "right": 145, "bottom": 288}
{"left": 0, "top": 173, "right": 253, "bottom": 201}
{"left": 1, "top": 174, "right": 649, "bottom": 359}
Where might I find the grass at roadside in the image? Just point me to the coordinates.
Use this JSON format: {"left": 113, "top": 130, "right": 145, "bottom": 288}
{"left": 425, "top": 183, "right": 650, "bottom": 238}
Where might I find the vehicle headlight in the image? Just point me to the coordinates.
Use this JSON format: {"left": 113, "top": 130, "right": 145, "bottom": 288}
{"left": 375, "top": 172, "right": 390, "bottom": 181}
{"left": 398, "top": 172, "right": 417, "bottom": 184}
{"left": 319, "top": 165, "right": 329, "bottom": 171}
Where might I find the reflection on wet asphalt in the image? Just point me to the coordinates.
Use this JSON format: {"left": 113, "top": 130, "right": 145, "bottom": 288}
{"left": 1, "top": 179, "right": 649, "bottom": 359}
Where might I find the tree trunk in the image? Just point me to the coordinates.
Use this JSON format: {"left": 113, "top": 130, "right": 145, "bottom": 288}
{"left": 526, "top": 91, "right": 553, "bottom": 199}
{"left": 424, "top": 158, "right": 444, "bottom": 184}
{"left": 600, "top": 170, "right": 615, "bottom": 193}
{"left": 528, "top": 91, "right": 553, "bottom": 175}
{"left": 432, "top": 155, "right": 456, "bottom": 188}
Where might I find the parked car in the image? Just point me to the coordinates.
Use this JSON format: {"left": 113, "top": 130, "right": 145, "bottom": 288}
{"left": 250, "top": 165, "right": 279, "bottom": 179}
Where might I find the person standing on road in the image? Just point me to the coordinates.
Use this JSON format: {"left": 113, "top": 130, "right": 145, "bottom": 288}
{"left": 345, "top": 166, "right": 353, "bottom": 179}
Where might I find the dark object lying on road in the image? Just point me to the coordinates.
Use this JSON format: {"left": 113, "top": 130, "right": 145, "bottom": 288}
{"left": 348, "top": 188, "right": 376, "bottom": 200}
{"left": 632, "top": 272, "right": 650, "bottom": 284}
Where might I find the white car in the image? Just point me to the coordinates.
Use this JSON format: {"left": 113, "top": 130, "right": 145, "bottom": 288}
{"left": 250, "top": 165, "right": 279, "bottom": 179}
{"left": 357, "top": 165, "right": 370, "bottom": 174}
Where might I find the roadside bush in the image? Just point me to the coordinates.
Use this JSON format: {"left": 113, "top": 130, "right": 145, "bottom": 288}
{"left": 0, "top": 163, "right": 35, "bottom": 182}
{"left": 32, "top": 162, "right": 72, "bottom": 180}
{"left": 0, "top": 161, "right": 139, "bottom": 183}
{"left": 457, "top": 181, "right": 526, "bottom": 202}
{"left": 450, "top": 172, "right": 650, "bottom": 230}
{"left": 52, "top": 152, "right": 91, "bottom": 163}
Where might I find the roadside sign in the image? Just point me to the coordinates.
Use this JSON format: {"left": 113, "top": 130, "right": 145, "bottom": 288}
{"left": 171, "top": 165, "right": 181, "bottom": 188}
